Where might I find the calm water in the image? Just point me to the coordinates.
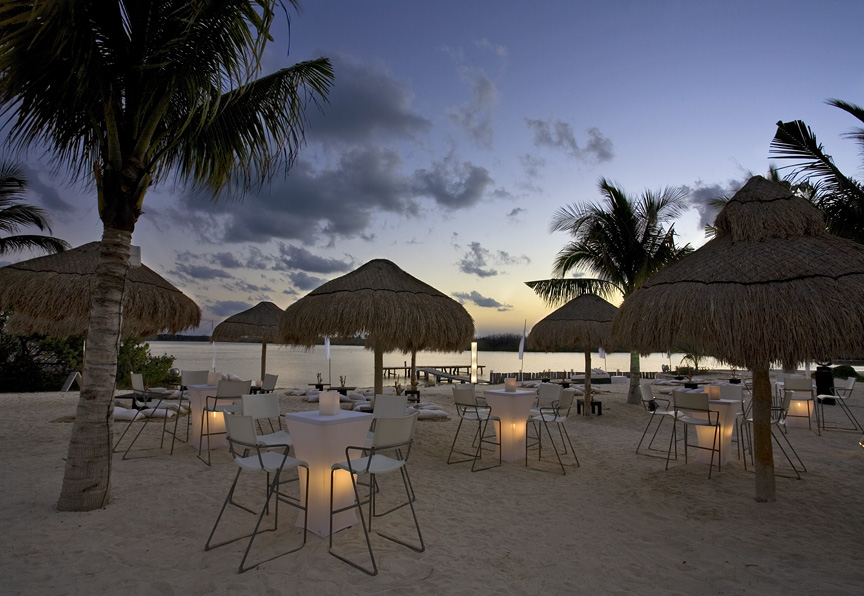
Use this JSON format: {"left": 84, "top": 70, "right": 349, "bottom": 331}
{"left": 146, "top": 341, "right": 729, "bottom": 388}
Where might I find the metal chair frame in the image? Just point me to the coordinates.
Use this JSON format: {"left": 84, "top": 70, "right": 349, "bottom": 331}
{"left": 446, "top": 385, "right": 501, "bottom": 472}
{"left": 817, "top": 377, "right": 862, "bottom": 432}
{"left": 743, "top": 390, "right": 806, "bottom": 479}
{"left": 666, "top": 391, "right": 721, "bottom": 478}
{"left": 198, "top": 379, "right": 252, "bottom": 465}
{"left": 636, "top": 384, "right": 680, "bottom": 459}
{"left": 527, "top": 388, "right": 579, "bottom": 474}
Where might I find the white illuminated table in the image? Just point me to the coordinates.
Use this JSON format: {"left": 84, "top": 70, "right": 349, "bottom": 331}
{"left": 684, "top": 391, "right": 739, "bottom": 466}
{"left": 775, "top": 382, "right": 816, "bottom": 428}
{"left": 284, "top": 410, "right": 373, "bottom": 538}
{"left": 483, "top": 389, "right": 536, "bottom": 462}
{"left": 187, "top": 384, "right": 224, "bottom": 451}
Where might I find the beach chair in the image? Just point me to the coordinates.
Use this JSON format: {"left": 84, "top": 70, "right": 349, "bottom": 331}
{"left": 743, "top": 390, "right": 805, "bottom": 479}
{"left": 365, "top": 394, "right": 409, "bottom": 448}
{"left": 636, "top": 383, "right": 678, "bottom": 458}
{"left": 447, "top": 385, "right": 500, "bottom": 472}
{"left": 113, "top": 373, "right": 181, "bottom": 460}
{"left": 197, "top": 379, "right": 252, "bottom": 465}
{"left": 783, "top": 377, "right": 819, "bottom": 434}
{"left": 329, "top": 412, "right": 423, "bottom": 576}
{"left": 259, "top": 373, "right": 278, "bottom": 393}
{"left": 666, "top": 391, "right": 721, "bottom": 478}
{"left": 241, "top": 393, "right": 292, "bottom": 447}
{"left": 163, "top": 369, "right": 209, "bottom": 455}
{"left": 205, "top": 414, "right": 308, "bottom": 573}
{"left": 817, "top": 377, "right": 862, "bottom": 432}
{"left": 527, "top": 387, "right": 579, "bottom": 474}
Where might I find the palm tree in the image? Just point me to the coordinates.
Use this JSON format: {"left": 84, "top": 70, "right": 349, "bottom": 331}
{"left": 770, "top": 99, "right": 864, "bottom": 243}
{"left": 0, "top": 162, "right": 69, "bottom": 256}
{"left": 0, "top": 0, "right": 333, "bottom": 511}
{"left": 526, "top": 178, "right": 691, "bottom": 405}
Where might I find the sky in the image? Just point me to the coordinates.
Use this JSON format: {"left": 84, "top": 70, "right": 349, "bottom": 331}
{"left": 3, "top": 0, "right": 864, "bottom": 337}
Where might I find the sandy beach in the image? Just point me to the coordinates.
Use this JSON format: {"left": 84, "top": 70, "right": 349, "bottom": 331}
{"left": 1, "top": 379, "right": 862, "bottom": 595}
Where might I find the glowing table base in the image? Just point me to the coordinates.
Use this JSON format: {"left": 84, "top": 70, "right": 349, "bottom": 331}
{"left": 284, "top": 410, "right": 373, "bottom": 537}
{"left": 483, "top": 389, "right": 536, "bottom": 462}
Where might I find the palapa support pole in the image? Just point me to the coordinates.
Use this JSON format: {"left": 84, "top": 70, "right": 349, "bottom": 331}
{"left": 260, "top": 341, "right": 267, "bottom": 381}
{"left": 584, "top": 347, "right": 592, "bottom": 416}
{"left": 374, "top": 343, "right": 384, "bottom": 395}
{"left": 751, "top": 365, "right": 776, "bottom": 502}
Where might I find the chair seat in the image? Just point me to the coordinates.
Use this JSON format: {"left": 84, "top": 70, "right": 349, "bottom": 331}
{"left": 460, "top": 410, "right": 496, "bottom": 421}
{"left": 257, "top": 430, "right": 292, "bottom": 447}
{"left": 530, "top": 414, "right": 567, "bottom": 424}
{"left": 234, "top": 450, "right": 305, "bottom": 473}
{"left": 333, "top": 454, "right": 406, "bottom": 476}
{"left": 209, "top": 403, "right": 241, "bottom": 414}
{"left": 678, "top": 415, "right": 718, "bottom": 426}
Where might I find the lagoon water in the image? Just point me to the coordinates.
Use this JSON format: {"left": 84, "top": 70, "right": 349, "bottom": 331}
{"left": 146, "top": 341, "right": 728, "bottom": 388}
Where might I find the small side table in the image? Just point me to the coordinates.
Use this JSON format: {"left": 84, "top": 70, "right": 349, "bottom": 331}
{"left": 577, "top": 400, "right": 603, "bottom": 415}
{"left": 404, "top": 389, "right": 420, "bottom": 403}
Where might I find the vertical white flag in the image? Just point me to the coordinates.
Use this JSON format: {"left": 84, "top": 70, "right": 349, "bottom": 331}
{"left": 324, "top": 336, "right": 331, "bottom": 360}
{"left": 598, "top": 347, "right": 606, "bottom": 359}
{"left": 518, "top": 334, "right": 525, "bottom": 360}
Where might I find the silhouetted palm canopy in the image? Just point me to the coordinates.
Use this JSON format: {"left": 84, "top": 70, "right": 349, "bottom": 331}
{"left": 526, "top": 178, "right": 691, "bottom": 404}
{"left": 771, "top": 99, "right": 864, "bottom": 243}
{"left": 0, "top": 0, "right": 332, "bottom": 512}
{"left": 0, "top": 162, "right": 68, "bottom": 255}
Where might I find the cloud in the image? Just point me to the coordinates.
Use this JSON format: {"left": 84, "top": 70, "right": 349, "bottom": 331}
{"left": 684, "top": 177, "right": 748, "bottom": 228}
{"left": 475, "top": 38, "right": 508, "bottom": 57}
{"left": 519, "top": 154, "right": 546, "bottom": 178}
{"left": 448, "top": 66, "right": 498, "bottom": 148}
{"left": 306, "top": 53, "right": 431, "bottom": 144}
{"left": 456, "top": 241, "right": 530, "bottom": 278}
{"left": 525, "top": 117, "right": 614, "bottom": 163}
{"left": 21, "top": 166, "right": 76, "bottom": 213}
{"left": 275, "top": 244, "right": 353, "bottom": 273}
{"left": 210, "top": 300, "right": 252, "bottom": 317}
{"left": 210, "top": 252, "right": 243, "bottom": 269}
{"left": 173, "top": 262, "right": 234, "bottom": 281}
{"left": 507, "top": 207, "right": 525, "bottom": 218}
{"left": 288, "top": 271, "right": 327, "bottom": 291}
{"left": 452, "top": 290, "right": 513, "bottom": 311}
{"left": 412, "top": 158, "right": 492, "bottom": 209}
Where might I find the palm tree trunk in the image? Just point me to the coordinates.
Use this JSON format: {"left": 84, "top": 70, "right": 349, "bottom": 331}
{"left": 627, "top": 351, "right": 641, "bottom": 405}
{"left": 374, "top": 344, "right": 383, "bottom": 394}
{"left": 583, "top": 348, "right": 592, "bottom": 415}
{"left": 57, "top": 228, "right": 131, "bottom": 511}
{"left": 752, "top": 365, "right": 776, "bottom": 502}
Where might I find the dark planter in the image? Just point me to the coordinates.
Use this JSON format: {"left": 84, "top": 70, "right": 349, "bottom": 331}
{"left": 729, "top": 378, "right": 741, "bottom": 384}
{"left": 674, "top": 376, "right": 685, "bottom": 381}
{"left": 684, "top": 382, "right": 698, "bottom": 389}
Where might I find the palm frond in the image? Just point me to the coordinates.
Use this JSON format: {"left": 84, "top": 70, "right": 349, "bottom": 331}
{"left": 524, "top": 278, "right": 619, "bottom": 307}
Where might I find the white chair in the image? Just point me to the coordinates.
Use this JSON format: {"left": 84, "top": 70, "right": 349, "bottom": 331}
{"left": 365, "top": 394, "right": 409, "bottom": 447}
{"left": 164, "top": 369, "right": 210, "bottom": 454}
{"left": 113, "top": 373, "right": 181, "bottom": 460}
{"left": 329, "top": 412, "right": 423, "bottom": 576}
{"left": 743, "top": 390, "right": 806, "bottom": 479}
{"left": 259, "top": 373, "right": 278, "bottom": 393}
{"left": 783, "top": 377, "right": 819, "bottom": 434}
{"left": 198, "top": 379, "right": 252, "bottom": 465}
{"left": 817, "top": 377, "right": 862, "bottom": 432}
{"left": 636, "top": 384, "right": 678, "bottom": 458}
{"left": 446, "top": 385, "right": 500, "bottom": 472}
{"left": 532, "top": 382, "right": 563, "bottom": 411}
{"left": 528, "top": 388, "right": 579, "bottom": 474}
{"left": 666, "top": 391, "right": 721, "bottom": 478}
{"left": 241, "top": 393, "right": 292, "bottom": 448}
{"left": 205, "top": 414, "right": 308, "bottom": 573}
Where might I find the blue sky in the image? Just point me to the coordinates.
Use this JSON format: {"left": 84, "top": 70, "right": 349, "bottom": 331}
{"left": 3, "top": 0, "right": 864, "bottom": 336}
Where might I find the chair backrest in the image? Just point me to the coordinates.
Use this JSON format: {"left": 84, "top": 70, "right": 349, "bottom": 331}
{"left": 260, "top": 373, "right": 278, "bottom": 392}
{"left": 639, "top": 384, "right": 654, "bottom": 402}
{"left": 373, "top": 394, "right": 408, "bottom": 418}
{"left": 131, "top": 373, "right": 145, "bottom": 392}
{"left": 452, "top": 384, "right": 477, "bottom": 407}
{"left": 242, "top": 393, "right": 280, "bottom": 419}
{"left": 225, "top": 414, "right": 259, "bottom": 447}
{"left": 717, "top": 384, "right": 743, "bottom": 400}
{"left": 217, "top": 379, "right": 252, "bottom": 398}
{"left": 537, "top": 383, "right": 563, "bottom": 402}
{"left": 673, "top": 390, "right": 709, "bottom": 413}
{"left": 372, "top": 412, "right": 418, "bottom": 449}
{"left": 558, "top": 388, "right": 576, "bottom": 410}
{"left": 181, "top": 370, "right": 210, "bottom": 387}
{"left": 784, "top": 377, "right": 813, "bottom": 394}
{"left": 844, "top": 377, "right": 856, "bottom": 391}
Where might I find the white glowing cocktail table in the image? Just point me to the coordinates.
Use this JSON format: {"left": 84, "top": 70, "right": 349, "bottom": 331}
{"left": 187, "top": 384, "right": 223, "bottom": 451}
{"left": 284, "top": 410, "right": 373, "bottom": 538}
{"left": 684, "top": 392, "right": 739, "bottom": 466}
{"left": 483, "top": 389, "right": 536, "bottom": 462}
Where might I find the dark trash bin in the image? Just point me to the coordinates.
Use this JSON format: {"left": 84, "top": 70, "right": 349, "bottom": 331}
{"left": 815, "top": 366, "right": 835, "bottom": 404}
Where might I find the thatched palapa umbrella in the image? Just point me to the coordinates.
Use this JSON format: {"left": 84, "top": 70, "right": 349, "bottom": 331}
{"left": 212, "top": 301, "right": 284, "bottom": 380}
{"left": 0, "top": 242, "right": 200, "bottom": 338}
{"left": 611, "top": 176, "right": 864, "bottom": 502}
{"left": 278, "top": 259, "right": 474, "bottom": 394}
{"left": 529, "top": 293, "right": 617, "bottom": 415}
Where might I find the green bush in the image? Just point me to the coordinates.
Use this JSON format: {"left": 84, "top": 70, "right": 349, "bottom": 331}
{"left": 116, "top": 338, "right": 179, "bottom": 388}
{"left": 830, "top": 364, "right": 861, "bottom": 380}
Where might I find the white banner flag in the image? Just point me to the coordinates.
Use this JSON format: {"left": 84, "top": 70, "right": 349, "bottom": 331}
{"left": 518, "top": 334, "right": 525, "bottom": 360}
{"left": 598, "top": 347, "right": 606, "bottom": 359}
{"left": 324, "top": 336, "right": 331, "bottom": 360}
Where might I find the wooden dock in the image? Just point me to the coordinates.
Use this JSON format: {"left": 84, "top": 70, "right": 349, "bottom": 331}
{"left": 382, "top": 364, "right": 485, "bottom": 382}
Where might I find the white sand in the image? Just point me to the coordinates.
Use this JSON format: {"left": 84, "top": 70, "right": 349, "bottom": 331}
{"left": 2, "top": 380, "right": 863, "bottom": 595}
